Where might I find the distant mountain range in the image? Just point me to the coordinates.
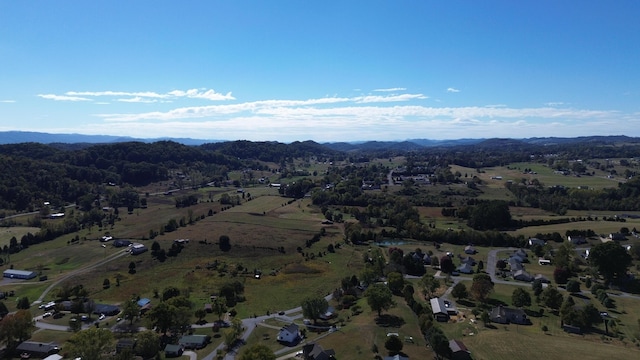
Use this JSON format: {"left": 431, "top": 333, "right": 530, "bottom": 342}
{"left": 0, "top": 131, "right": 638, "bottom": 151}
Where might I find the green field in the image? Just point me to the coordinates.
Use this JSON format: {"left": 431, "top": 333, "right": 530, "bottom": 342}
{"left": 2, "top": 157, "right": 640, "bottom": 359}
{"left": 0, "top": 226, "right": 40, "bottom": 247}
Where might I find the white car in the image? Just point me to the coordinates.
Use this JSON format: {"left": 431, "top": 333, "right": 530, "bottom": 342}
{"left": 42, "top": 312, "right": 52, "bottom": 318}
{"left": 99, "top": 313, "right": 106, "bottom": 320}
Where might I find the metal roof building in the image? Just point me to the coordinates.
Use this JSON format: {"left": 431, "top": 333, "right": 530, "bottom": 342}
{"left": 3, "top": 269, "right": 37, "bottom": 280}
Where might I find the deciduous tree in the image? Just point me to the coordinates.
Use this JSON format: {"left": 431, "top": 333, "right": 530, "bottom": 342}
{"left": 0, "top": 310, "right": 34, "bottom": 351}
{"left": 540, "top": 286, "right": 564, "bottom": 312}
{"left": 589, "top": 241, "right": 633, "bottom": 284}
{"left": 364, "top": 283, "right": 394, "bottom": 317}
{"left": 384, "top": 334, "right": 403, "bottom": 354}
{"left": 420, "top": 273, "right": 440, "bottom": 299}
{"left": 470, "top": 273, "right": 494, "bottom": 303}
{"left": 239, "top": 344, "right": 276, "bottom": 360}
{"left": 451, "top": 282, "right": 468, "bottom": 300}
{"left": 66, "top": 327, "right": 113, "bottom": 360}
{"left": 301, "top": 297, "right": 328, "bottom": 324}
{"left": 136, "top": 330, "right": 160, "bottom": 359}
{"left": 387, "top": 271, "right": 404, "bottom": 294}
{"left": 511, "top": 287, "right": 532, "bottom": 308}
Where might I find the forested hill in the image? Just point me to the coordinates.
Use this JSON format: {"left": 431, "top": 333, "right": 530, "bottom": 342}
{"left": 200, "top": 140, "right": 339, "bottom": 162}
{"left": 0, "top": 140, "right": 338, "bottom": 212}
{"left": 3, "top": 136, "right": 640, "bottom": 213}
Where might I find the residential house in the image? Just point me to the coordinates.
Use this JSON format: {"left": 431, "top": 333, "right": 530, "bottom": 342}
{"left": 464, "top": 245, "right": 477, "bottom": 254}
{"left": 277, "top": 323, "right": 301, "bottom": 344}
{"left": 457, "top": 263, "right": 474, "bottom": 274}
{"left": 459, "top": 256, "right": 476, "bottom": 266}
{"left": 93, "top": 303, "right": 120, "bottom": 316}
{"left": 609, "top": 233, "right": 626, "bottom": 241}
{"left": 302, "top": 342, "right": 336, "bottom": 360}
{"left": 489, "top": 306, "right": 530, "bottom": 325}
{"left": 16, "top": 341, "right": 60, "bottom": 358}
{"left": 164, "top": 344, "right": 184, "bottom": 357}
{"left": 568, "top": 236, "right": 587, "bottom": 245}
{"left": 507, "top": 257, "right": 523, "bottom": 272}
{"left": 430, "top": 297, "right": 449, "bottom": 322}
{"left": 449, "top": 339, "right": 472, "bottom": 360}
{"left": 513, "top": 270, "right": 533, "bottom": 282}
{"left": 528, "top": 238, "right": 545, "bottom": 247}
{"left": 178, "top": 335, "right": 210, "bottom": 349}
{"left": 534, "top": 274, "right": 550, "bottom": 283}
{"left": 514, "top": 248, "right": 528, "bottom": 259}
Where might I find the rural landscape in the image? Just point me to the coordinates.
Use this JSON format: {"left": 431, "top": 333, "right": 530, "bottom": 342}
{"left": 0, "top": 135, "right": 639, "bottom": 360}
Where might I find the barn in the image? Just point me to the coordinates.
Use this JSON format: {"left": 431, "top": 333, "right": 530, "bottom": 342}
{"left": 3, "top": 269, "right": 37, "bottom": 280}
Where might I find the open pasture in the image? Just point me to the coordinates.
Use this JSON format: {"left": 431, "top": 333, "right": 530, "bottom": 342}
{"left": 451, "top": 162, "right": 625, "bottom": 191}
{"left": 0, "top": 226, "right": 40, "bottom": 247}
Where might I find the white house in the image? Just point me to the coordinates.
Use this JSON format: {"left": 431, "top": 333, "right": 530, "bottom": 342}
{"left": 277, "top": 323, "right": 301, "bottom": 344}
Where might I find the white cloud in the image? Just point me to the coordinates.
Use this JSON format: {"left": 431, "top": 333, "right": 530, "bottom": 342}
{"left": 117, "top": 97, "right": 158, "bottom": 103}
{"left": 446, "top": 87, "right": 460, "bottom": 93}
{"left": 37, "top": 94, "right": 92, "bottom": 101}
{"left": 373, "top": 87, "right": 407, "bottom": 92}
{"left": 0, "top": 100, "right": 16, "bottom": 103}
{"left": 167, "top": 89, "right": 235, "bottom": 101}
{"left": 484, "top": 104, "right": 507, "bottom": 108}
{"left": 545, "top": 102, "right": 566, "bottom": 107}
{"left": 354, "top": 94, "right": 427, "bottom": 103}
{"left": 62, "top": 88, "right": 235, "bottom": 101}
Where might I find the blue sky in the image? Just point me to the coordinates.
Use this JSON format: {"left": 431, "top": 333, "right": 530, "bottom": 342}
{"left": 1, "top": 1, "right": 639, "bottom": 142}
